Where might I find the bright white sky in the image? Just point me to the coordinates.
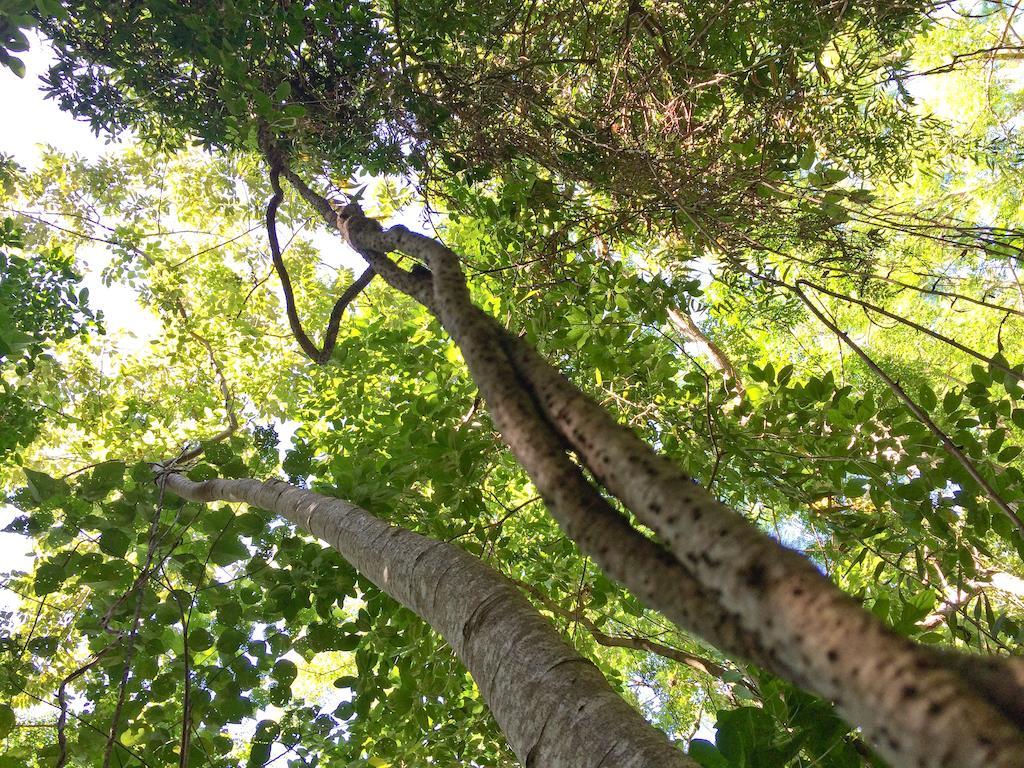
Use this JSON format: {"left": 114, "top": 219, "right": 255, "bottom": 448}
{"left": 2, "top": 14, "right": 1016, "bottom": 746}
{"left": 2, "top": 31, "right": 114, "bottom": 168}
{"left": 0, "top": 33, "right": 388, "bottom": 607}
{"left": 1, "top": 33, "right": 119, "bottom": 587}
{"left": 1, "top": 31, "right": 164, "bottom": 345}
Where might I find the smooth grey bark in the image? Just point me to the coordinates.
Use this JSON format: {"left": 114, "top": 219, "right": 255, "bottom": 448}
{"left": 666, "top": 308, "right": 744, "bottom": 396}
{"left": 270, "top": 169, "right": 1024, "bottom": 768}
{"left": 159, "top": 473, "right": 694, "bottom": 768}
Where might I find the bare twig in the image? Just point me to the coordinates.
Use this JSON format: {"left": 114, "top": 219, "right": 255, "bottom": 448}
{"left": 514, "top": 579, "right": 730, "bottom": 680}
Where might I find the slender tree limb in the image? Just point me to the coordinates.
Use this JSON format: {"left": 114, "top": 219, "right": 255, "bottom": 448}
{"left": 514, "top": 579, "right": 729, "bottom": 680}
{"left": 265, "top": 164, "right": 375, "bottom": 364}
{"left": 172, "top": 331, "right": 239, "bottom": 466}
{"left": 794, "top": 283, "right": 1024, "bottom": 536}
{"left": 666, "top": 308, "right": 744, "bottom": 395}
{"left": 103, "top": 481, "right": 169, "bottom": 768}
{"left": 732, "top": 258, "right": 1024, "bottom": 540}
{"left": 798, "top": 279, "right": 1023, "bottom": 383}
{"left": 27, "top": 687, "right": 152, "bottom": 768}
{"left": 887, "top": 43, "right": 1024, "bottom": 81}
{"left": 780, "top": 249, "right": 1024, "bottom": 318}
{"left": 56, "top": 649, "right": 113, "bottom": 768}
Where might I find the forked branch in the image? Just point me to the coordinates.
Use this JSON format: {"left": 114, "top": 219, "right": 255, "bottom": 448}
{"left": 266, "top": 162, "right": 374, "bottom": 364}
{"left": 275, "top": 162, "right": 1024, "bottom": 768}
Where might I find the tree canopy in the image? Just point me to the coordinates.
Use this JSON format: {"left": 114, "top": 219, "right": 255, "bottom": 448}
{"left": 2, "top": 1, "right": 1024, "bottom": 767}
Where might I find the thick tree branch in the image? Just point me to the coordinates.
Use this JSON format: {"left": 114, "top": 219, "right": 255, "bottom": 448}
{"left": 278, "top": 167, "right": 1024, "bottom": 768}
{"left": 937, "top": 650, "right": 1024, "bottom": 730}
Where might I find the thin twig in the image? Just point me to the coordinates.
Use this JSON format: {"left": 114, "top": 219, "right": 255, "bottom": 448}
{"left": 794, "top": 284, "right": 1024, "bottom": 536}
{"left": 514, "top": 579, "right": 730, "bottom": 680}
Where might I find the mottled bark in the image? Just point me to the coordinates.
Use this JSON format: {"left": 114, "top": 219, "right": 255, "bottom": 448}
{"left": 276, "top": 169, "right": 1024, "bottom": 768}
{"left": 160, "top": 473, "right": 693, "bottom": 768}
{"left": 937, "top": 651, "right": 1024, "bottom": 730}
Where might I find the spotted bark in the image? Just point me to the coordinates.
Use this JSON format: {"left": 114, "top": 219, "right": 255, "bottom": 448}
{"left": 277, "top": 169, "right": 1024, "bottom": 768}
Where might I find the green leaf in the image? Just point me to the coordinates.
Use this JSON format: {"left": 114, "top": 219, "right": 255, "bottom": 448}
{"left": 271, "top": 659, "right": 298, "bottom": 686}
{"left": 99, "top": 528, "right": 131, "bottom": 558}
{"left": 247, "top": 742, "right": 272, "bottom": 767}
{"left": 80, "top": 460, "right": 126, "bottom": 499}
{"left": 6, "top": 56, "right": 25, "bottom": 78}
{"left": 273, "top": 82, "right": 291, "bottom": 102}
{"left": 209, "top": 534, "right": 249, "bottom": 566}
{"left": 943, "top": 389, "right": 963, "bottom": 413}
{"left": 188, "top": 629, "right": 214, "bottom": 652}
{"left": 36, "top": 0, "right": 68, "bottom": 17}
{"left": 988, "top": 429, "right": 1006, "bottom": 455}
{"left": 216, "top": 627, "right": 246, "bottom": 653}
{"left": 27, "top": 635, "right": 58, "bottom": 657}
{"left": 335, "top": 633, "right": 361, "bottom": 651}
{"left": 23, "top": 468, "right": 65, "bottom": 503}
{"left": 0, "top": 703, "right": 15, "bottom": 738}
{"left": 798, "top": 144, "right": 816, "bottom": 171}
{"left": 155, "top": 601, "right": 180, "bottom": 624}
{"left": 820, "top": 167, "right": 848, "bottom": 185}
{"left": 202, "top": 441, "right": 234, "bottom": 466}
{"left": 6, "top": 31, "right": 29, "bottom": 53}
{"left": 34, "top": 561, "right": 67, "bottom": 596}
{"left": 999, "top": 446, "right": 1022, "bottom": 463}
{"left": 898, "top": 481, "right": 927, "bottom": 501}
{"left": 1012, "top": 409, "right": 1024, "bottom": 430}
{"left": 918, "top": 385, "right": 937, "bottom": 411}
{"left": 715, "top": 707, "right": 775, "bottom": 765}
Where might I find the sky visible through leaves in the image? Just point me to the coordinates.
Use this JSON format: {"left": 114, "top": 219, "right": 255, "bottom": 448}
{"left": 5, "top": 4, "right": 1024, "bottom": 766}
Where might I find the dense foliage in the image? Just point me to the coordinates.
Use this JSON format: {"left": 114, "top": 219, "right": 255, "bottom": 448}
{"left": 2, "top": 1, "right": 1024, "bottom": 767}
{"left": 0, "top": 200, "right": 99, "bottom": 459}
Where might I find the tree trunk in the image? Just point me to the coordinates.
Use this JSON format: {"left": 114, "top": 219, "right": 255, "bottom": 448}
{"left": 160, "top": 472, "right": 693, "bottom": 768}
{"left": 268, "top": 172, "right": 1024, "bottom": 768}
